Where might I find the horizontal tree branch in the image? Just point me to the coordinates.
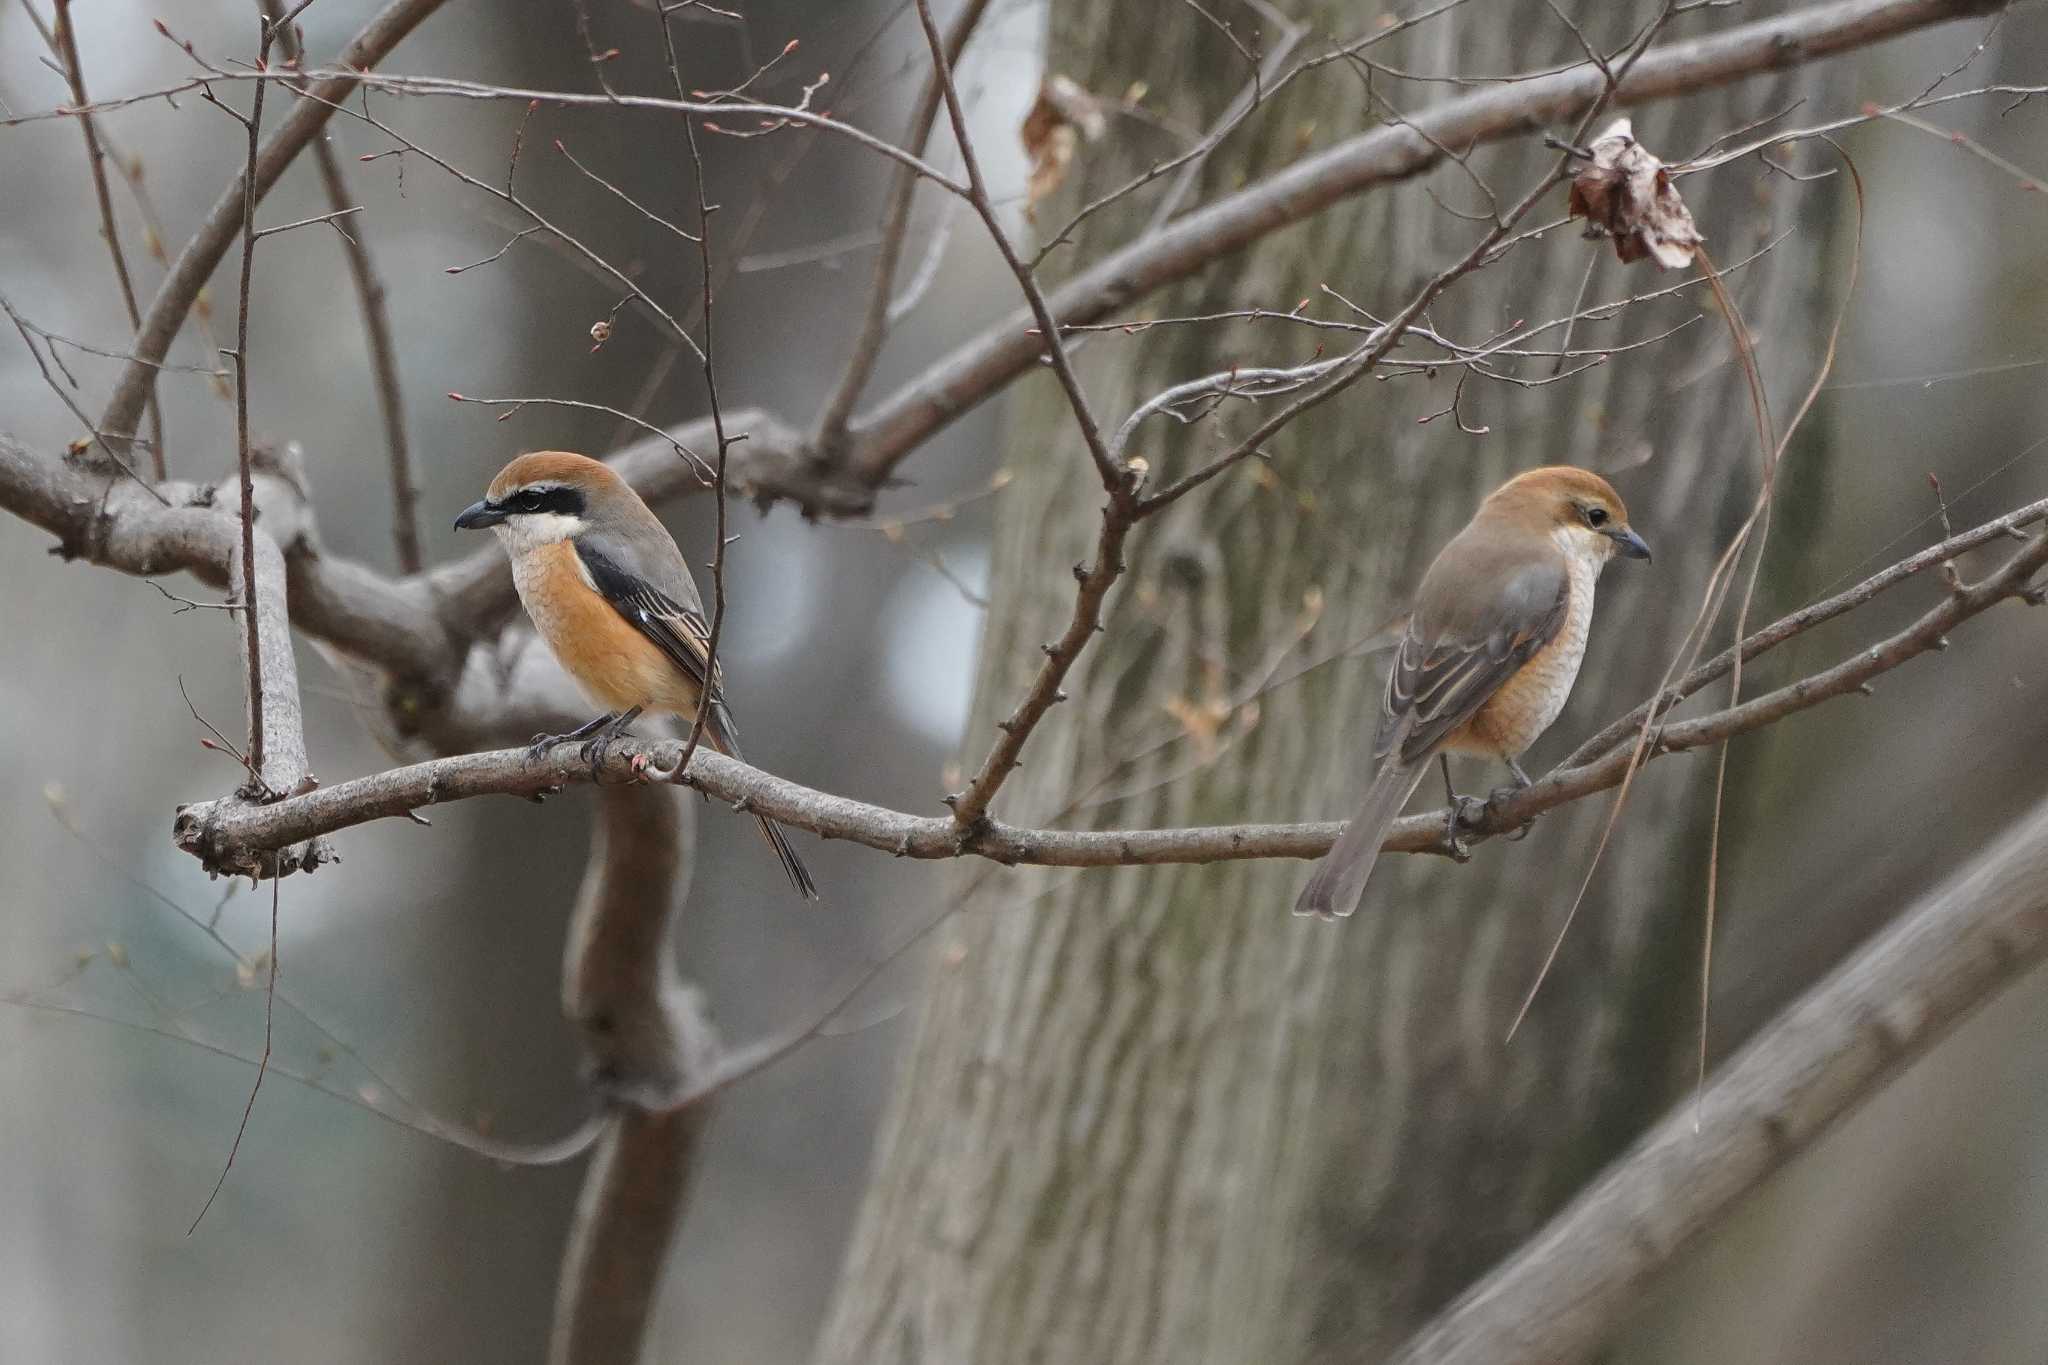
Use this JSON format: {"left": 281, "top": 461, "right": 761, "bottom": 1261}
{"left": 1566, "top": 491, "right": 2048, "bottom": 767}
{"left": 167, "top": 522, "right": 2048, "bottom": 880}
{"left": 0, "top": 436, "right": 456, "bottom": 679}
{"left": 837, "top": 0, "right": 2001, "bottom": 481}
{"left": 1389, "top": 792, "right": 2048, "bottom": 1365}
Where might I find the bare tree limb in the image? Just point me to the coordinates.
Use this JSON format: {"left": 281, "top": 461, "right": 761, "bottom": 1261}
{"left": 260, "top": 0, "right": 421, "bottom": 573}
{"left": 549, "top": 784, "right": 717, "bottom": 1365}
{"left": 163, "top": 520, "right": 2048, "bottom": 879}
{"left": 97, "top": 0, "right": 450, "bottom": 449}
{"left": 913, "top": 0, "right": 1122, "bottom": 491}
{"left": 31, "top": 72, "right": 969, "bottom": 204}
{"left": 0, "top": 436, "right": 457, "bottom": 679}
{"left": 38, "top": 0, "right": 166, "bottom": 475}
{"left": 946, "top": 481, "right": 1138, "bottom": 830}
{"left": 839, "top": 0, "right": 2004, "bottom": 484}
{"left": 811, "top": 0, "right": 995, "bottom": 460}
{"left": 1388, "top": 794, "right": 2048, "bottom": 1365}
{"left": 225, "top": 15, "right": 277, "bottom": 790}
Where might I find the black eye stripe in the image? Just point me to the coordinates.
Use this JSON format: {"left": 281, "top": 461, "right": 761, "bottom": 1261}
{"left": 503, "top": 485, "right": 586, "bottom": 517}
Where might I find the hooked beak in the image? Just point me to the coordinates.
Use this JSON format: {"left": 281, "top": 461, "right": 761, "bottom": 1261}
{"left": 1607, "top": 526, "right": 1652, "bottom": 562}
{"left": 453, "top": 498, "right": 507, "bottom": 531}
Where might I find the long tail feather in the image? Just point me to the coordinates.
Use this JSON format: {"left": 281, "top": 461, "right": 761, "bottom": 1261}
{"left": 704, "top": 725, "right": 820, "bottom": 902}
{"left": 758, "top": 815, "right": 820, "bottom": 901}
{"left": 1293, "top": 758, "right": 1429, "bottom": 921}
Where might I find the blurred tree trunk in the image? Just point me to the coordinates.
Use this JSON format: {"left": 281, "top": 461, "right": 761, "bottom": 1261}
{"left": 817, "top": 2, "right": 1836, "bottom": 1360}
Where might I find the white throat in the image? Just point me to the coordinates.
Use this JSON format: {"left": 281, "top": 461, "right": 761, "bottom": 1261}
{"left": 1551, "top": 524, "right": 1612, "bottom": 573}
{"left": 494, "top": 511, "right": 589, "bottom": 555}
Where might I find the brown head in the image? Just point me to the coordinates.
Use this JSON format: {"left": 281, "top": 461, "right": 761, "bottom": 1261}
{"left": 453, "top": 451, "right": 653, "bottom": 552}
{"left": 1479, "top": 465, "right": 1651, "bottom": 564}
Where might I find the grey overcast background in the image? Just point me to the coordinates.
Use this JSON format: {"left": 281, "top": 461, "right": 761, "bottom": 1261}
{"left": 2, "top": 1, "right": 2046, "bottom": 1362}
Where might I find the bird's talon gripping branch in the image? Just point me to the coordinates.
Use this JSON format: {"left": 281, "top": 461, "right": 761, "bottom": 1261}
{"left": 1295, "top": 470, "right": 1649, "bottom": 919}
{"left": 1442, "top": 801, "right": 1479, "bottom": 863}
{"left": 454, "top": 453, "right": 818, "bottom": 899}
{"left": 525, "top": 711, "right": 615, "bottom": 766}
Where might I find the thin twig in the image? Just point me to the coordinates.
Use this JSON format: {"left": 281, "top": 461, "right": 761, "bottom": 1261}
{"left": 258, "top": 0, "right": 421, "bottom": 571}
{"left": 223, "top": 17, "right": 277, "bottom": 784}
{"left": 660, "top": 3, "right": 729, "bottom": 779}
{"left": 94, "top": 0, "right": 450, "bottom": 453}
{"left": 42, "top": 0, "right": 166, "bottom": 474}
{"left": 187, "top": 873, "right": 278, "bottom": 1234}
{"left": 811, "top": 0, "right": 993, "bottom": 460}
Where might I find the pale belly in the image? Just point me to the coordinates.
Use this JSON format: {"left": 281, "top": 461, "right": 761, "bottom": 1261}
{"left": 1447, "top": 553, "right": 1597, "bottom": 759}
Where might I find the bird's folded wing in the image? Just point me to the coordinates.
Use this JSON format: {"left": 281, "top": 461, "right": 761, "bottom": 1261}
{"left": 1378, "top": 566, "right": 1569, "bottom": 766}
{"left": 574, "top": 541, "right": 743, "bottom": 751}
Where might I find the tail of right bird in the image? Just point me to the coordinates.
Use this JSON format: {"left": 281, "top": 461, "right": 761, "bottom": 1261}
{"left": 1293, "top": 757, "right": 1430, "bottom": 921}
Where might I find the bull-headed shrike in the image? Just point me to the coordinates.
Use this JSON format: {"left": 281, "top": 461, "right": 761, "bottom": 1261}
{"left": 1295, "top": 465, "right": 1650, "bottom": 921}
{"left": 456, "top": 450, "right": 818, "bottom": 901}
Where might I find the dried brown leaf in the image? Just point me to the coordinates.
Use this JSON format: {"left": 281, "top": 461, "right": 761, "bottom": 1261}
{"left": 1567, "top": 118, "right": 1704, "bottom": 270}
{"left": 1020, "top": 75, "right": 1110, "bottom": 218}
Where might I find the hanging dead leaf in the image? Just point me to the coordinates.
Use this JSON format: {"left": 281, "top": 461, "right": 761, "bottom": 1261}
{"left": 1566, "top": 118, "right": 1703, "bottom": 270}
{"left": 1020, "top": 75, "right": 1110, "bottom": 218}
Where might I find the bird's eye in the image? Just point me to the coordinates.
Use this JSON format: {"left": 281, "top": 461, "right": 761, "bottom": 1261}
{"left": 1584, "top": 505, "right": 1610, "bottom": 528}
{"left": 513, "top": 490, "right": 544, "bottom": 512}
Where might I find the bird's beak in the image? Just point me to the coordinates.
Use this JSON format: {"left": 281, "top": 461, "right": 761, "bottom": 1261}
{"left": 1606, "top": 526, "right": 1652, "bottom": 562}
{"left": 453, "top": 499, "right": 507, "bottom": 531}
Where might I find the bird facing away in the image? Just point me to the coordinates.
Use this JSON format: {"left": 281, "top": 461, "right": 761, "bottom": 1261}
{"left": 455, "top": 450, "right": 819, "bottom": 901}
{"left": 1294, "top": 465, "right": 1650, "bottom": 921}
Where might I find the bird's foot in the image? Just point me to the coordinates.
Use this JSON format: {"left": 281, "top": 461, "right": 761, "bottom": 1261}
{"left": 1485, "top": 783, "right": 1537, "bottom": 842}
{"left": 525, "top": 712, "right": 616, "bottom": 766}
{"left": 580, "top": 724, "right": 637, "bottom": 774}
{"left": 525, "top": 731, "right": 572, "bottom": 765}
{"left": 1442, "top": 794, "right": 1487, "bottom": 862}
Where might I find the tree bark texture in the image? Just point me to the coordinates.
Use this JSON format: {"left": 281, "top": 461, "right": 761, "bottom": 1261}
{"left": 817, "top": 2, "right": 1838, "bottom": 1360}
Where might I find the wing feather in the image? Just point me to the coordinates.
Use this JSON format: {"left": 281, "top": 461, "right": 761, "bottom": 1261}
{"left": 575, "top": 542, "right": 743, "bottom": 752}
{"left": 1374, "top": 567, "right": 1569, "bottom": 767}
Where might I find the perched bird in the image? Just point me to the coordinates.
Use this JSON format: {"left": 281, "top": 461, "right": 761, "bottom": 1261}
{"left": 1294, "top": 466, "right": 1650, "bottom": 921}
{"left": 454, "top": 450, "right": 819, "bottom": 900}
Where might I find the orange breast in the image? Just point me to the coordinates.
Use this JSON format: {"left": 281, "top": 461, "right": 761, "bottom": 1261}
{"left": 511, "top": 541, "right": 706, "bottom": 719}
{"left": 1443, "top": 553, "right": 1596, "bottom": 759}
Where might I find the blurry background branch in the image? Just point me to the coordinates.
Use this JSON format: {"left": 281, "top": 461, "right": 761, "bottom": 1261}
{"left": 1390, "top": 793, "right": 2048, "bottom": 1365}
{"left": 0, "top": 0, "right": 2039, "bottom": 1360}
{"left": 96, "top": 0, "right": 449, "bottom": 452}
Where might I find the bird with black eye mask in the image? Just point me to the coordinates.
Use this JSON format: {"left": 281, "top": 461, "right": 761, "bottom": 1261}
{"left": 455, "top": 451, "right": 819, "bottom": 901}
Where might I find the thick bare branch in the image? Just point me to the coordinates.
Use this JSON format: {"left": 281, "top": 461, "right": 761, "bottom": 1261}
{"left": 841, "top": 0, "right": 2003, "bottom": 483}
{"left": 98, "top": 0, "right": 450, "bottom": 447}
{"left": 549, "top": 1106, "right": 709, "bottom": 1365}
{"left": 165, "top": 520, "right": 2048, "bottom": 879}
{"left": 0, "top": 436, "right": 456, "bottom": 679}
{"left": 1389, "top": 794, "right": 2048, "bottom": 1365}
{"left": 549, "top": 785, "right": 716, "bottom": 1365}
